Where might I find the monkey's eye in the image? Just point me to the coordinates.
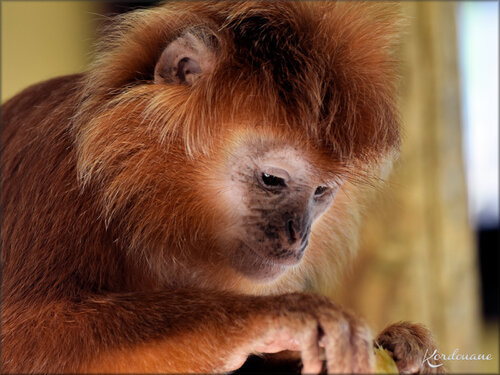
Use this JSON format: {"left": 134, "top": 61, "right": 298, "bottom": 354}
{"left": 314, "top": 186, "right": 329, "bottom": 197}
{"left": 261, "top": 173, "right": 286, "bottom": 187}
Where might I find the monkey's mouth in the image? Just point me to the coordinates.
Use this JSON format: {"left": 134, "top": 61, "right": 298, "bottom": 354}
{"left": 234, "top": 241, "right": 308, "bottom": 280}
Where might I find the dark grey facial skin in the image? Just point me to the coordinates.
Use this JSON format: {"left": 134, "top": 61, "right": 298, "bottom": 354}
{"left": 221, "top": 145, "right": 341, "bottom": 281}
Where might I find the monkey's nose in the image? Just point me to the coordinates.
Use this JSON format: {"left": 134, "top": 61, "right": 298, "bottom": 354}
{"left": 286, "top": 219, "right": 298, "bottom": 244}
{"left": 284, "top": 217, "right": 311, "bottom": 253}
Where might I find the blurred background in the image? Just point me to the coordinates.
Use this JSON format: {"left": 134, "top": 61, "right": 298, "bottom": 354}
{"left": 2, "top": 1, "right": 498, "bottom": 373}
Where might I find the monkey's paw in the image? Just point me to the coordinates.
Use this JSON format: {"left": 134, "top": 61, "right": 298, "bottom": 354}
{"left": 243, "top": 293, "right": 374, "bottom": 374}
{"left": 375, "top": 322, "right": 446, "bottom": 374}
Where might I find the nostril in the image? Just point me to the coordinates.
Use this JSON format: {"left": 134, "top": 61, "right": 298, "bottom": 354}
{"left": 286, "top": 219, "right": 297, "bottom": 244}
{"left": 301, "top": 225, "right": 310, "bottom": 241}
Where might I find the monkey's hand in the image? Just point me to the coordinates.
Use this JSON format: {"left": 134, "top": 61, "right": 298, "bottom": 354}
{"left": 239, "top": 293, "right": 374, "bottom": 374}
{"left": 375, "top": 322, "right": 446, "bottom": 374}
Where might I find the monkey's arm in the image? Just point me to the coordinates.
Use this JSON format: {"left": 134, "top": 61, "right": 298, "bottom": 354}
{"left": 2, "top": 290, "right": 374, "bottom": 374}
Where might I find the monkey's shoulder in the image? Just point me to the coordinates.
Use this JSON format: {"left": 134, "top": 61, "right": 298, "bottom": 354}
{"left": 2, "top": 74, "right": 84, "bottom": 127}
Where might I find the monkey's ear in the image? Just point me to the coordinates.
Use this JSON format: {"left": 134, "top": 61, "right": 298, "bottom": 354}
{"left": 154, "top": 32, "right": 216, "bottom": 85}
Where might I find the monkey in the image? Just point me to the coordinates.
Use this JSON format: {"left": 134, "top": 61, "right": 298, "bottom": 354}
{"left": 1, "top": 1, "right": 443, "bottom": 374}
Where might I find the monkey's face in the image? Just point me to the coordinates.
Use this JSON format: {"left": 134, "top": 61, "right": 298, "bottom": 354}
{"left": 214, "top": 140, "right": 342, "bottom": 281}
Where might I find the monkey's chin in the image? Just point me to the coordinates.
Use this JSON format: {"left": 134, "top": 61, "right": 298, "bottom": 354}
{"left": 233, "top": 244, "right": 301, "bottom": 282}
{"left": 242, "top": 262, "right": 288, "bottom": 282}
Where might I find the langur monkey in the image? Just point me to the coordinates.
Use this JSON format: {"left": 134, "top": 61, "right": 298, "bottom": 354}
{"left": 1, "top": 2, "right": 443, "bottom": 373}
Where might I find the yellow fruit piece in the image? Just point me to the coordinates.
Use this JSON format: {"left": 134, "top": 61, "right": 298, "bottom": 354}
{"left": 375, "top": 345, "right": 399, "bottom": 374}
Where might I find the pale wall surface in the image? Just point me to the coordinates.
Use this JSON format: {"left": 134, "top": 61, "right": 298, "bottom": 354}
{"left": 1, "top": 1, "right": 99, "bottom": 102}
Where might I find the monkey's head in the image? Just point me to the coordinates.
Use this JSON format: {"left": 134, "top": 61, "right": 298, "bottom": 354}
{"left": 74, "top": 2, "right": 400, "bottom": 290}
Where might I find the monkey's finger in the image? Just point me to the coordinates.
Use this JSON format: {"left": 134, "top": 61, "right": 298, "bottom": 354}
{"left": 253, "top": 335, "right": 300, "bottom": 353}
{"left": 299, "top": 323, "right": 322, "bottom": 375}
{"left": 322, "top": 319, "right": 351, "bottom": 374}
{"left": 350, "top": 323, "right": 374, "bottom": 373}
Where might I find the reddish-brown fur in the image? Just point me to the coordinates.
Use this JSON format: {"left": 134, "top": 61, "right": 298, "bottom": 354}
{"left": 1, "top": 2, "right": 442, "bottom": 373}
